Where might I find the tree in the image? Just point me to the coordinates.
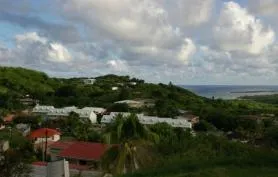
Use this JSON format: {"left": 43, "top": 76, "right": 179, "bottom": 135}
{"left": 0, "top": 150, "right": 31, "bottom": 177}
{"left": 101, "top": 114, "right": 159, "bottom": 176}
{"left": 107, "top": 103, "right": 129, "bottom": 112}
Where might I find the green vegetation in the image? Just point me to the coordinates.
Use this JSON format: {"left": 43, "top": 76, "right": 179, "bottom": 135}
{"left": 2, "top": 66, "right": 278, "bottom": 177}
{"left": 101, "top": 114, "right": 158, "bottom": 175}
{"left": 241, "top": 94, "right": 278, "bottom": 106}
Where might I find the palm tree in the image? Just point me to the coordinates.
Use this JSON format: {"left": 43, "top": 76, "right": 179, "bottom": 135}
{"left": 101, "top": 113, "right": 159, "bottom": 176}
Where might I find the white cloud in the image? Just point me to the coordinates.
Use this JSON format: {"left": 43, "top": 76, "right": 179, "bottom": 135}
{"left": 57, "top": 0, "right": 197, "bottom": 65}
{"left": 166, "top": 0, "right": 215, "bottom": 27}
{"left": 177, "top": 38, "right": 196, "bottom": 64}
{"left": 248, "top": 0, "right": 278, "bottom": 16}
{"left": 15, "top": 32, "right": 47, "bottom": 45}
{"left": 107, "top": 59, "right": 129, "bottom": 72}
{"left": 47, "top": 43, "right": 71, "bottom": 63}
{"left": 1, "top": 32, "right": 72, "bottom": 67}
{"left": 214, "top": 1, "right": 275, "bottom": 55}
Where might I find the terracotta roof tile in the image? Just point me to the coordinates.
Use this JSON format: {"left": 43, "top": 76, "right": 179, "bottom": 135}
{"left": 57, "top": 142, "right": 108, "bottom": 161}
{"left": 30, "top": 128, "right": 60, "bottom": 138}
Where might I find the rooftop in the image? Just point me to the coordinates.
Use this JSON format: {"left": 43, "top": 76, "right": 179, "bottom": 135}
{"left": 30, "top": 128, "right": 60, "bottom": 138}
{"left": 50, "top": 141, "right": 110, "bottom": 161}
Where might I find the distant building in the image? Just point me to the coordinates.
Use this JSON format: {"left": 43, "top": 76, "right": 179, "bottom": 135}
{"left": 30, "top": 128, "right": 61, "bottom": 150}
{"left": 19, "top": 94, "right": 39, "bottom": 106}
{"left": 32, "top": 159, "right": 70, "bottom": 177}
{"left": 112, "top": 86, "right": 119, "bottom": 91}
{"left": 83, "top": 78, "right": 96, "bottom": 85}
{"left": 101, "top": 112, "right": 192, "bottom": 129}
{"left": 32, "top": 160, "right": 102, "bottom": 177}
{"left": 3, "top": 114, "right": 15, "bottom": 124}
{"left": 16, "top": 123, "right": 31, "bottom": 136}
{"left": 0, "top": 140, "right": 9, "bottom": 152}
{"left": 114, "top": 99, "right": 154, "bottom": 108}
{"left": 0, "top": 122, "right": 5, "bottom": 130}
{"left": 114, "top": 100, "right": 144, "bottom": 108}
{"left": 176, "top": 115, "right": 199, "bottom": 125}
{"left": 32, "top": 105, "right": 104, "bottom": 124}
{"left": 49, "top": 141, "right": 111, "bottom": 170}
{"left": 129, "top": 82, "right": 137, "bottom": 86}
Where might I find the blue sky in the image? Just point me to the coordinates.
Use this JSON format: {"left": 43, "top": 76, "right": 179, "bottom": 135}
{"left": 0, "top": 0, "right": 278, "bottom": 85}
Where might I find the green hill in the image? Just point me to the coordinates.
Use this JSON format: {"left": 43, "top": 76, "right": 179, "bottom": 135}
{"left": 1, "top": 66, "right": 278, "bottom": 132}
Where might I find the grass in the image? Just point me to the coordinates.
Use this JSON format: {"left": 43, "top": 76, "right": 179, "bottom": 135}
{"left": 121, "top": 152, "right": 278, "bottom": 177}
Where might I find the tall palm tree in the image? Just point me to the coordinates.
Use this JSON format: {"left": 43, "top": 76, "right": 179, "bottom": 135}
{"left": 101, "top": 113, "right": 159, "bottom": 176}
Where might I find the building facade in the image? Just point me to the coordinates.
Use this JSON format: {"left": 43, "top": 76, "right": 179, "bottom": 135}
{"left": 32, "top": 105, "right": 105, "bottom": 124}
{"left": 101, "top": 112, "right": 192, "bottom": 129}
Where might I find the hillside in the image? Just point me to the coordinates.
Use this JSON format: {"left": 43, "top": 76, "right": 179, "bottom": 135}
{"left": 1, "top": 66, "right": 278, "bottom": 130}
{"left": 0, "top": 66, "right": 203, "bottom": 113}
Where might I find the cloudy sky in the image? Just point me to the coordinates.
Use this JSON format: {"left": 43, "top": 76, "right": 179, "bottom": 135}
{"left": 0, "top": 0, "right": 278, "bottom": 84}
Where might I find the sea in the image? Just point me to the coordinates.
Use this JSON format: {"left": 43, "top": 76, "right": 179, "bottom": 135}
{"left": 181, "top": 85, "right": 278, "bottom": 100}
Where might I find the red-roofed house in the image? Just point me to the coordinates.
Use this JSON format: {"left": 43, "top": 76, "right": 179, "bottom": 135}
{"left": 49, "top": 141, "right": 110, "bottom": 170}
{"left": 30, "top": 128, "right": 61, "bottom": 150}
{"left": 3, "top": 114, "right": 15, "bottom": 123}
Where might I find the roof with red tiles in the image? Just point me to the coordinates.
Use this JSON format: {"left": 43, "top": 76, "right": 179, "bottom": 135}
{"left": 49, "top": 141, "right": 76, "bottom": 150}
{"left": 3, "top": 114, "right": 15, "bottom": 122}
{"left": 54, "top": 141, "right": 109, "bottom": 161}
{"left": 30, "top": 128, "right": 60, "bottom": 138}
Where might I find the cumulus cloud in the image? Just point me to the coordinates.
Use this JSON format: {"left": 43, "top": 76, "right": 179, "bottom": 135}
{"left": 15, "top": 32, "right": 72, "bottom": 63}
{"left": 166, "top": 0, "right": 215, "bottom": 27}
{"left": 248, "top": 0, "right": 278, "bottom": 16}
{"left": 0, "top": 32, "right": 72, "bottom": 68}
{"left": 107, "top": 59, "right": 129, "bottom": 72}
{"left": 214, "top": 1, "right": 275, "bottom": 55}
{"left": 177, "top": 39, "right": 196, "bottom": 64}
{"left": 1, "top": 0, "right": 278, "bottom": 84}
{"left": 56, "top": 0, "right": 196, "bottom": 65}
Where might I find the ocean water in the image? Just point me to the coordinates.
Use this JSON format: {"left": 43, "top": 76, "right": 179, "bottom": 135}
{"left": 181, "top": 85, "right": 278, "bottom": 99}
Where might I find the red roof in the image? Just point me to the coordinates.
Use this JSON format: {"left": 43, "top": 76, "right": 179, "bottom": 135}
{"left": 50, "top": 141, "right": 109, "bottom": 161}
{"left": 3, "top": 114, "right": 15, "bottom": 122}
{"left": 49, "top": 141, "right": 75, "bottom": 150}
{"left": 30, "top": 128, "right": 60, "bottom": 138}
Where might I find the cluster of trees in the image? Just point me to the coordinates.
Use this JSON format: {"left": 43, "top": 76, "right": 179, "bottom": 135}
{"left": 100, "top": 114, "right": 278, "bottom": 177}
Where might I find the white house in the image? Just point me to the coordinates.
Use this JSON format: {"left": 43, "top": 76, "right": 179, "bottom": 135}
{"left": 114, "top": 100, "right": 144, "bottom": 108}
{"left": 30, "top": 128, "right": 61, "bottom": 146}
{"left": 111, "top": 87, "right": 119, "bottom": 91}
{"left": 32, "top": 105, "right": 101, "bottom": 124}
{"left": 101, "top": 112, "right": 192, "bottom": 129}
{"left": 83, "top": 78, "right": 96, "bottom": 85}
{"left": 82, "top": 107, "right": 106, "bottom": 114}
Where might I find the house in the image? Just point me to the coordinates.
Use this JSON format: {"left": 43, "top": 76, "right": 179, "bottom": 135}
{"left": 129, "top": 82, "right": 137, "bottom": 86}
{"left": 31, "top": 160, "right": 102, "bottom": 177}
{"left": 101, "top": 112, "right": 192, "bottom": 129}
{"left": 3, "top": 114, "right": 15, "bottom": 124}
{"left": 49, "top": 141, "right": 110, "bottom": 170}
{"left": 111, "top": 87, "right": 118, "bottom": 91}
{"left": 19, "top": 94, "right": 39, "bottom": 106}
{"left": 176, "top": 115, "right": 199, "bottom": 125}
{"left": 32, "top": 105, "right": 100, "bottom": 124}
{"left": 82, "top": 107, "right": 106, "bottom": 114}
{"left": 0, "top": 140, "right": 9, "bottom": 152}
{"left": 114, "top": 99, "right": 154, "bottom": 108}
{"left": 16, "top": 123, "right": 31, "bottom": 136}
{"left": 30, "top": 128, "right": 61, "bottom": 150}
{"left": 114, "top": 100, "right": 144, "bottom": 108}
{"left": 83, "top": 78, "right": 96, "bottom": 85}
{"left": 0, "top": 122, "right": 5, "bottom": 130}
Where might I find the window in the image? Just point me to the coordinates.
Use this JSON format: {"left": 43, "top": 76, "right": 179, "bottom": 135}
{"left": 79, "top": 160, "right": 87, "bottom": 165}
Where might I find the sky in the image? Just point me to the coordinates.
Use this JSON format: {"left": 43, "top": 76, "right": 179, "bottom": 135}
{"left": 0, "top": 0, "right": 278, "bottom": 85}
